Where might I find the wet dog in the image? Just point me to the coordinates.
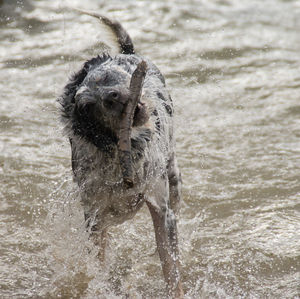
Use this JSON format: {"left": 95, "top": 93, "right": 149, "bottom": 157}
{"left": 58, "top": 12, "right": 183, "bottom": 298}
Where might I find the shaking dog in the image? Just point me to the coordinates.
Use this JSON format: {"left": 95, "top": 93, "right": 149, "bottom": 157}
{"left": 58, "top": 12, "right": 183, "bottom": 298}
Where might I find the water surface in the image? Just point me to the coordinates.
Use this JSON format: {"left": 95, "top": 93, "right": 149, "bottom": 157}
{"left": 0, "top": 0, "right": 299, "bottom": 298}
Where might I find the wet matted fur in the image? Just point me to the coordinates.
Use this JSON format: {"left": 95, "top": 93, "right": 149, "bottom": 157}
{"left": 58, "top": 12, "right": 184, "bottom": 298}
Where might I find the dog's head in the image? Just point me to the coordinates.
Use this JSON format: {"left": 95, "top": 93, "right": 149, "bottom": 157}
{"left": 59, "top": 54, "right": 149, "bottom": 152}
{"left": 75, "top": 63, "right": 131, "bottom": 132}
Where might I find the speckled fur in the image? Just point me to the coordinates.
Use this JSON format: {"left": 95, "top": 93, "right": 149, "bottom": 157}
{"left": 59, "top": 54, "right": 181, "bottom": 230}
{"left": 57, "top": 14, "right": 183, "bottom": 297}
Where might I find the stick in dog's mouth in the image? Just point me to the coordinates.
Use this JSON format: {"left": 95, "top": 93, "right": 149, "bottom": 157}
{"left": 117, "top": 60, "right": 147, "bottom": 188}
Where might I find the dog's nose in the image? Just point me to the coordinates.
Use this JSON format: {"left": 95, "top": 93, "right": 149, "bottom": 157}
{"left": 75, "top": 86, "right": 97, "bottom": 109}
{"left": 104, "top": 90, "right": 120, "bottom": 103}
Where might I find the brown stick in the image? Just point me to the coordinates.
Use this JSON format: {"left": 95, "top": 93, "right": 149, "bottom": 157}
{"left": 117, "top": 60, "right": 147, "bottom": 188}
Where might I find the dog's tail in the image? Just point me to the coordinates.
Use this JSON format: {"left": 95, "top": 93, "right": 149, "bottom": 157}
{"left": 74, "top": 8, "right": 135, "bottom": 55}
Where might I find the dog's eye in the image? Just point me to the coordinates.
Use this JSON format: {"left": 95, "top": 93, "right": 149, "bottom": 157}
{"left": 110, "top": 91, "right": 119, "bottom": 100}
{"left": 103, "top": 91, "right": 124, "bottom": 112}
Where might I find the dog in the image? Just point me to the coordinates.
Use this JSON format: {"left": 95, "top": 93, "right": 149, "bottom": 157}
{"left": 58, "top": 11, "right": 184, "bottom": 298}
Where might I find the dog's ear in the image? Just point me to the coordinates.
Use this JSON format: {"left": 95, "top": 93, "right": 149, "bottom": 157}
{"left": 83, "top": 53, "right": 112, "bottom": 73}
{"left": 58, "top": 66, "right": 88, "bottom": 120}
{"left": 58, "top": 53, "right": 112, "bottom": 119}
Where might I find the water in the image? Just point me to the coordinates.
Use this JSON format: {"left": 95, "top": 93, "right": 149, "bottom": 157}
{"left": 1, "top": 0, "right": 300, "bottom": 298}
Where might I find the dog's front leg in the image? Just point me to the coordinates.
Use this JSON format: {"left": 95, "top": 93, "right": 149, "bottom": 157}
{"left": 146, "top": 193, "right": 184, "bottom": 298}
{"left": 97, "top": 229, "right": 108, "bottom": 263}
{"left": 90, "top": 229, "right": 108, "bottom": 264}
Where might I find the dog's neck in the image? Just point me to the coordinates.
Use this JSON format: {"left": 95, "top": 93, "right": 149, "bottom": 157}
{"left": 70, "top": 118, "right": 152, "bottom": 159}
{"left": 72, "top": 122, "right": 117, "bottom": 154}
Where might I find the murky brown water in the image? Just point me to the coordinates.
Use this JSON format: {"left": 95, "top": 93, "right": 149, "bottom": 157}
{"left": 1, "top": 0, "right": 300, "bottom": 298}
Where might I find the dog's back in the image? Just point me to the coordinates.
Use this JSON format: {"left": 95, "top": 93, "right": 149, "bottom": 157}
{"left": 58, "top": 11, "right": 183, "bottom": 298}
